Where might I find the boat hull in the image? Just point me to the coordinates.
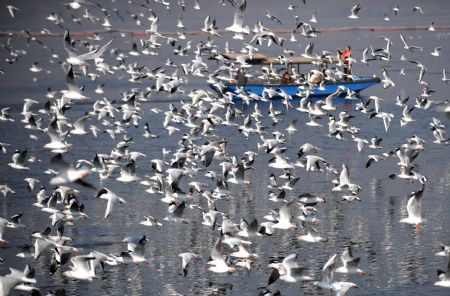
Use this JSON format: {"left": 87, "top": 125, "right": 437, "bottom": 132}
{"left": 225, "top": 77, "right": 380, "bottom": 97}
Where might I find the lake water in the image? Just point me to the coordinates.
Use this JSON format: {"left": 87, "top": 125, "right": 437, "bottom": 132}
{"left": 0, "top": 0, "right": 450, "bottom": 295}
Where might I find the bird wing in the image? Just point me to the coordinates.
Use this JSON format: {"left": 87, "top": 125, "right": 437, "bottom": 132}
{"left": 65, "top": 65, "right": 82, "bottom": 93}
{"left": 0, "top": 218, "right": 7, "bottom": 239}
{"left": 406, "top": 193, "right": 422, "bottom": 220}
{"left": 73, "top": 114, "right": 90, "bottom": 130}
{"left": 278, "top": 200, "right": 294, "bottom": 224}
{"left": 16, "top": 150, "right": 27, "bottom": 165}
{"left": 132, "top": 236, "right": 147, "bottom": 258}
{"left": 232, "top": 0, "right": 247, "bottom": 27}
{"left": 105, "top": 195, "right": 118, "bottom": 218}
{"left": 47, "top": 116, "right": 63, "bottom": 144}
{"left": 322, "top": 253, "right": 337, "bottom": 283}
{"left": 63, "top": 30, "right": 77, "bottom": 57}
{"left": 339, "top": 164, "right": 350, "bottom": 185}
{"left": 76, "top": 40, "right": 113, "bottom": 61}
{"left": 72, "top": 255, "right": 95, "bottom": 273}
{"left": 210, "top": 237, "right": 226, "bottom": 264}
{"left": 282, "top": 253, "right": 300, "bottom": 270}
{"left": 399, "top": 33, "right": 408, "bottom": 48}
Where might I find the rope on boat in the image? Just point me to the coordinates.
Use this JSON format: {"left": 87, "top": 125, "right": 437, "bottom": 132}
{"left": 0, "top": 25, "right": 450, "bottom": 38}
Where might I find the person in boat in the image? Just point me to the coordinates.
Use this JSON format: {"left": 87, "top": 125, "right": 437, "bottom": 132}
{"left": 281, "top": 71, "right": 293, "bottom": 84}
{"left": 338, "top": 45, "right": 352, "bottom": 80}
{"left": 236, "top": 68, "right": 247, "bottom": 84}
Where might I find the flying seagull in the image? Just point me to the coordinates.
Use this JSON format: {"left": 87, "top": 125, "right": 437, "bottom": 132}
{"left": 225, "top": 0, "right": 250, "bottom": 39}
{"left": 348, "top": 4, "right": 361, "bottom": 19}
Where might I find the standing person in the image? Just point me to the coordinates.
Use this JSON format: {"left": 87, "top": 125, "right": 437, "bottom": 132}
{"left": 338, "top": 45, "right": 352, "bottom": 80}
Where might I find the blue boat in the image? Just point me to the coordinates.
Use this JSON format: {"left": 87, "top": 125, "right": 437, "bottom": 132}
{"left": 225, "top": 76, "right": 381, "bottom": 97}
{"left": 221, "top": 53, "right": 380, "bottom": 98}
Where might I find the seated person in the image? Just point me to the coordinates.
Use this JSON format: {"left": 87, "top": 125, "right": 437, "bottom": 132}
{"left": 281, "top": 71, "right": 292, "bottom": 84}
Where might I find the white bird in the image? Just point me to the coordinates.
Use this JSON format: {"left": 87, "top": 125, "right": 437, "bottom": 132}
{"left": 442, "top": 69, "right": 450, "bottom": 83}
{"left": 298, "top": 222, "right": 327, "bottom": 243}
{"left": 399, "top": 185, "right": 425, "bottom": 232}
{"left": 396, "top": 95, "right": 409, "bottom": 106}
{"left": 24, "top": 178, "right": 39, "bottom": 192}
{"left": 179, "top": 252, "right": 200, "bottom": 276}
{"left": 332, "top": 281, "right": 359, "bottom": 296}
{"left": 431, "top": 47, "right": 442, "bottom": 57}
{"left": 208, "top": 238, "right": 236, "bottom": 273}
{"left": 409, "top": 60, "right": 428, "bottom": 85}
{"left": 335, "top": 246, "right": 365, "bottom": 275}
{"left": 348, "top": 4, "right": 361, "bottom": 19}
{"left": 116, "top": 160, "right": 140, "bottom": 183}
{"left": 272, "top": 200, "right": 297, "bottom": 230}
{"left": 400, "top": 106, "right": 415, "bottom": 126}
{"left": 49, "top": 154, "right": 94, "bottom": 189}
{"left": 310, "top": 11, "right": 317, "bottom": 23}
{"left": 44, "top": 116, "right": 71, "bottom": 151}
{"left": 435, "top": 257, "right": 450, "bottom": 287}
{"left": 352, "top": 135, "right": 368, "bottom": 152}
{"left": 63, "top": 255, "right": 97, "bottom": 281}
{"left": 314, "top": 253, "right": 337, "bottom": 290}
{"left": 268, "top": 253, "right": 313, "bottom": 285}
{"left": 431, "top": 126, "right": 450, "bottom": 145}
{"left": 265, "top": 10, "right": 282, "bottom": 25}
{"left": 297, "top": 143, "right": 321, "bottom": 158}
{"left": 230, "top": 243, "right": 258, "bottom": 259}
{"left": 360, "top": 47, "right": 374, "bottom": 64}
{"left": 0, "top": 215, "right": 23, "bottom": 245}
{"left": 0, "top": 107, "right": 14, "bottom": 122}
{"left": 22, "top": 98, "right": 39, "bottom": 115}
{"left": 413, "top": 6, "right": 423, "bottom": 14}
{"left": 6, "top": 5, "right": 19, "bottom": 18}
{"left": 122, "top": 235, "right": 149, "bottom": 263}
{"left": 435, "top": 244, "right": 450, "bottom": 257}
{"left": 303, "top": 155, "right": 329, "bottom": 172}
{"left": 332, "top": 163, "right": 361, "bottom": 194}
{"left": 139, "top": 216, "right": 162, "bottom": 229}
{"left": 70, "top": 114, "right": 90, "bottom": 135}
{"left": 369, "top": 136, "right": 383, "bottom": 149}
{"left": 381, "top": 68, "right": 395, "bottom": 88}
{"left": 0, "top": 266, "right": 37, "bottom": 295}
{"left": 0, "top": 184, "right": 15, "bottom": 197}
{"left": 96, "top": 188, "right": 127, "bottom": 219}
{"left": 225, "top": 0, "right": 250, "bottom": 38}
{"left": 61, "top": 65, "right": 88, "bottom": 100}
{"left": 8, "top": 149, "right": 29, "bottom": 170}
{"left": 399, "top": 33, "right": 422, "bottom": 51}
{"left": 268, "top": 152, "right": 294, "bottom": 170}
{"left": 374, "top": 112, "right": 394, "bottom": 132}
{"left": 64, "top": 30, "right": 112, "bottom": 66}
{"left": 366, "top": 154, "right": 384, "bottom": 168}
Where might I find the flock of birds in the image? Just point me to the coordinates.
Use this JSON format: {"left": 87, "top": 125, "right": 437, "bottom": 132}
{"left": 0, "top": 0, "right": 450, "bottom": 295}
